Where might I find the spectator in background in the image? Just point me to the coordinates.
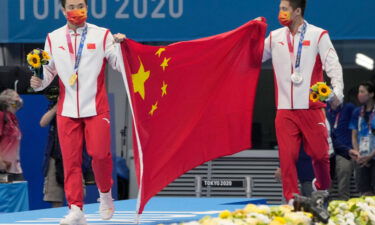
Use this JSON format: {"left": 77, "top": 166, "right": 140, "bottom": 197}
{"left": 326, "top": 91, "right": 357, "bottom": 200}
{"left": 40, "top": 98, "right": 64, "bottom": 208}
{"left": 350, "top": 81, "right": 375, "bottom": 196}
{"left": 0, "top": 89, "right": 24, "bottom": 181}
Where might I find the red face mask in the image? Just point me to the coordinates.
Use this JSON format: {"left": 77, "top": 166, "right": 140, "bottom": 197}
{"left": 278, "top": 10, "right": 292, "bottom": 26}
{"left": 66, "top": 8, "right": 87, "bottom": 26}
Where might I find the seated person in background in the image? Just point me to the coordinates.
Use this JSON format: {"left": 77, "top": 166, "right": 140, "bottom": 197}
{"left": 0, "top": 89, "right": 24, "bottom": 181}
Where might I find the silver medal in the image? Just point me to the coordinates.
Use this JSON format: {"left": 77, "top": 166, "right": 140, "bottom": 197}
{"left": 291, "top": 72, "right": 303, "bottom": 84}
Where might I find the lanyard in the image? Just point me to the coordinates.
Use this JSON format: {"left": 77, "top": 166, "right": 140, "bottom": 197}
{"left": 333, "top": 112, "right": 340, "bottom": 129}
{"left": 359, "top": 106, "right": 375, "bottom": 135}
{"left": 330, "top": 105, "right": 342, "bottom": 129}
{"left": 286, "top": 22, "right": 307, "bottom": 73}
{"left": 66, "top": 25, "right": 88, "bottom": 74}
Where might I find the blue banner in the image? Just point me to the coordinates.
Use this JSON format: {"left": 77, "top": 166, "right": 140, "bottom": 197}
{"left": 1, "top": 0, "right": 375, "bottom": 43}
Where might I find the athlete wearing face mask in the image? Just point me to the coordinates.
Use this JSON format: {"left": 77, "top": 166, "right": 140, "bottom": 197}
{"left": 29, "top": 0, "right": 127, "bottom": 224}
{"left": 350, "top": 81, "right": 375, "bottom": 196}
{"left": 66, "top": 8, "right": 88, "bottom": 26}
{"left": 261, "top": 0, "right": 344, "bottom": 204}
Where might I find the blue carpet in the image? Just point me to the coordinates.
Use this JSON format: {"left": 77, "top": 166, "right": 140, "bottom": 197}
{"left": 0, "top": 197, "right": 266, "bottom": 224}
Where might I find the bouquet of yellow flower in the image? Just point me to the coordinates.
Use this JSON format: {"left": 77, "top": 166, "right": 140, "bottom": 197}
{"left": 310, "top": 82, "right": 332, "bottom": 103}
{"left": 168, "top": 204, "right": 314, "bottom": 225}
{"left": 324, "top": 196, "right": 375, "bottom": 225}
{"left": 26, "top": 48, "right": 50, "bottom": 79}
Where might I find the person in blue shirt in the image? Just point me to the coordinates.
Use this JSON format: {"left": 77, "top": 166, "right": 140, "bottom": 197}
{"left": 327, "top": 92, "right": 357, "bottom": 200}
{"left": 350, "top": 81, "right": 375, "bottom": 196}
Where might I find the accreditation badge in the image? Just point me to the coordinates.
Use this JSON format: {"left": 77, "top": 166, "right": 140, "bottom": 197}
{"left": 69, "top": 73, "right": 78, "bottom": 86}
{"left": 359, "top": 136, "right": 370, "bottom": 156}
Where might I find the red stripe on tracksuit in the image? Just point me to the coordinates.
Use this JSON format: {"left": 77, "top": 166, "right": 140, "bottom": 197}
{"left": 47, "top": 35, "right": 52, "bottom": 55}
{"left": 57, "top": 78, "right": 65, "bottom": 116}
{"left": 270, "top": 32, "right": 280, "bottom": 107}
{"left": 318, "top": 31, "right": 328, "bottom": 43}
{"left": 95, "top": 61, "right": 110, "bottom": 114}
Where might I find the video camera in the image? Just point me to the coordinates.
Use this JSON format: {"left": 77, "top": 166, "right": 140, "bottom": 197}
{"left": 293, "top": 191, "right": 330, "bottom": 223}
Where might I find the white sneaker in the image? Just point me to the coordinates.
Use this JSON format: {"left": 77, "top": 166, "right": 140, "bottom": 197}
{"left": 312, "top": 178, "right": 318, "bottom": 191}
{"left": 99, "top": 189, "right": 114, "bottom": 220}
{"left": 288, "top": 198, "right": 294, "bottom": 207}
{"left": 60, "top": 205, "right": 87, "bottom": 225}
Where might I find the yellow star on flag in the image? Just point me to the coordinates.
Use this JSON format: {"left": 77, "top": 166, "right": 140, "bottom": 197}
{"left": 149, "top": 102, "right": 158, "bottom": 116}
{"left": 161, "top": 57, "right": 171, "bottom": 71}
{"left": 155, "top": 48, "right": 166, "bottom": 57}
{"left": 161, "top": 81, "right": 168, "bottom": 97}
{"left": 132, "top": 58, "right": 150, "bottom": 100}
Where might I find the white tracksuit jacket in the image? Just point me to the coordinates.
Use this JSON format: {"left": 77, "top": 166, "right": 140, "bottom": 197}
{"left": 35, "top": 23, "right": 123, "bottom": 118}
{"left": 262, "top": 21, "right": 344, "bottom": 110}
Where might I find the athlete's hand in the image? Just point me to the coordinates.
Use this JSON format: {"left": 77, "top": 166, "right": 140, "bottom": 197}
{"left": 113, "top": 33, "right": 127, "bottom": 43}
{"left": 30, "top": 76, "right": 42, "bottom": 89}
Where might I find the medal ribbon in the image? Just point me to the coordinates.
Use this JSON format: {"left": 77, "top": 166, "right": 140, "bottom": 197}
{"left": 66, "top": 25, "right": 88, "bottom": 76}
{"left": 286, "top": 22, "right": 307, "bottom": 75}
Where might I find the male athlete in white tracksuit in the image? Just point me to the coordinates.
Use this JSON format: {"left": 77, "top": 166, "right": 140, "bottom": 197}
{"left": 30, "top": 0, "right": 126, "bottom": 224}
{"left": 261, "top": 0, "right": 344, "bottom": 202}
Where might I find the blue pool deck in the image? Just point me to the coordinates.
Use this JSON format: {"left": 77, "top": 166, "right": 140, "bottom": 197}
{"left": 0, "top": 197, "right": 266, "bottom": 225}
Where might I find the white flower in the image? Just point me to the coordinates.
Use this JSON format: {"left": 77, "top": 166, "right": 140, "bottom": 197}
{"left": 284, "top": 212, "right": 311, "bottom": 225}
{"left": 246, "top": 213, "right": 271, "bottom": 224}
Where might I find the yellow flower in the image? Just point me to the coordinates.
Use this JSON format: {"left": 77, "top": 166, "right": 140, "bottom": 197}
{"left": 33, "top": 49, "right": 40, "bottom": 55}
{"left": 318, "top": 83, "right": 331, "bottom": 97}
{"left": 42, "top": 50, "right": 51, "bottom": 60}
{"left": 270, "top": 217, "right": 287, "bottom": 225}
{"left": 27, "top": 53, "right": 41, "bottom": 69}
{"left": 303, "top": 212, "right": 313, "bottom": 218}
{"left": 310, "top": 92, "right": 319, "bottom": 102}
{"left": 219, "top": 210, "right": 231, "bottom": 219}
{"left": 310, "top": 84, "right": 319, "bottom": 92}
{"left": 232, "top": 209, "right": 246, "bottom": 218}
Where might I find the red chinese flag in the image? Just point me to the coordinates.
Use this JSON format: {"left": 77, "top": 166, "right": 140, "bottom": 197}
{"left": 120, "top": 19, "right": 267, "bottom": 214}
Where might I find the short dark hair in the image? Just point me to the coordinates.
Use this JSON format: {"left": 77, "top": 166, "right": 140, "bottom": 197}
{"left": 60, "top": 0, "right": 88, "bottom": 8}
{"left": 286, "top": 0, "right": 307, "bottom": 17}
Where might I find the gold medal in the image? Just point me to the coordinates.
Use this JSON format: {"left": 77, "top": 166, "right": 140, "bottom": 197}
{"left": 69, "top": 73, "right": 78, "bottom": 86}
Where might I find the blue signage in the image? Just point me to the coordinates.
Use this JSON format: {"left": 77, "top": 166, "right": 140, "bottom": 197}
{"left": 1, "top": 0, "right": 374, "bottom": 43}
